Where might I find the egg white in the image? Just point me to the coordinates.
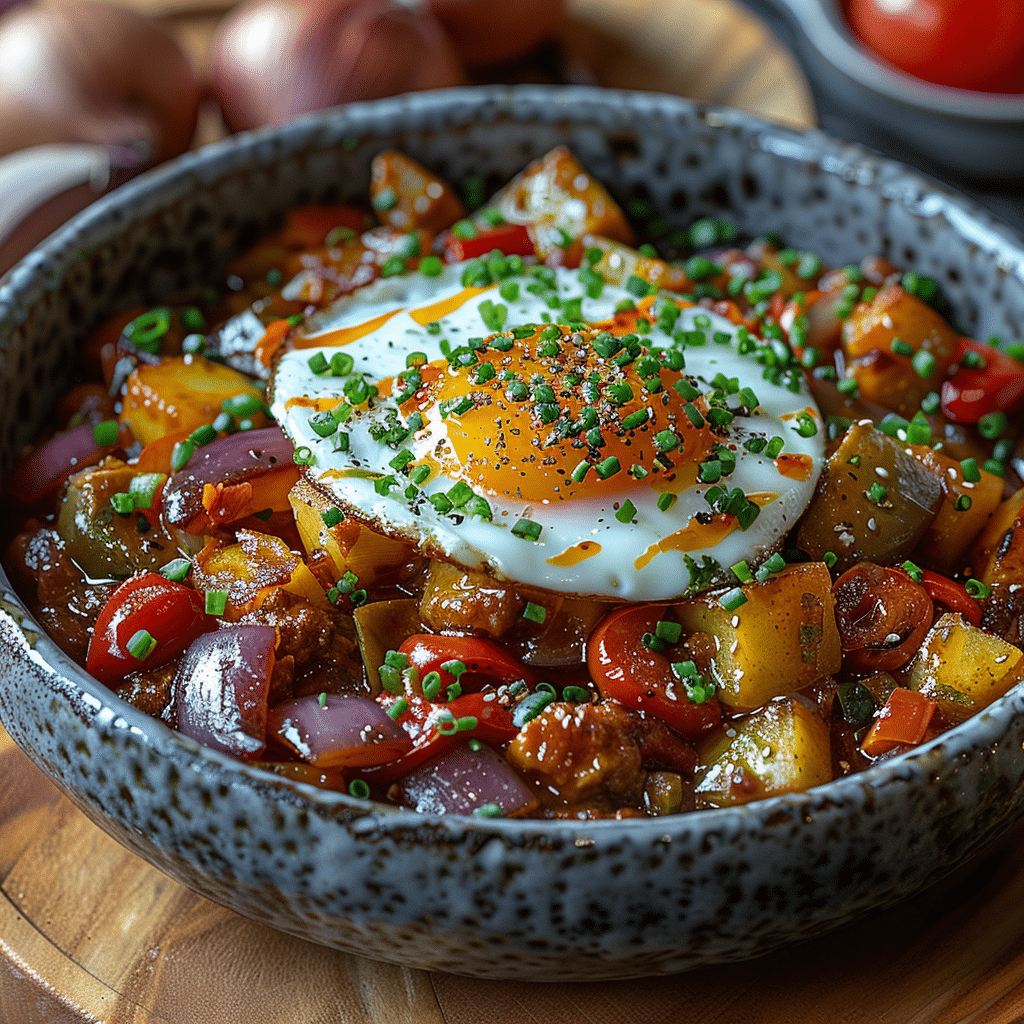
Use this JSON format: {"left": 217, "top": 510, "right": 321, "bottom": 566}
{"left": 270, "top": 264, "right": 825, "bottom": 601}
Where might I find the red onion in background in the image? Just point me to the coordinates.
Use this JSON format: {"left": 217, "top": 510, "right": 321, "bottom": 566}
{"left": 212, "top": 0, "right": 465, "bottom": 133}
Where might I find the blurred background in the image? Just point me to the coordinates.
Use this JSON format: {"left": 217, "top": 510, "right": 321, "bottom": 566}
{"left": 1, "top": 0, "right": 1022, "bottom": 275}
{"left": 0, "top": 0, "right": 816, "bottom": 272}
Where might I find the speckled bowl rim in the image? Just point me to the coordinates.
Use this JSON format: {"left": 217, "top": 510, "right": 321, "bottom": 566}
{"left": 4, "top": 84, "right": 1024, "bottom": 847}
{"left": 746, "top": 0, "right": 1024, "bottom": 120}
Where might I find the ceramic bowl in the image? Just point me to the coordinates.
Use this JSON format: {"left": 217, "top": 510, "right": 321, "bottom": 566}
{"left": 3, "top": 86, "right": 1024, "bottom": 982}
{"left": 737, "top": 0, "right": 1024, "bottom": 229}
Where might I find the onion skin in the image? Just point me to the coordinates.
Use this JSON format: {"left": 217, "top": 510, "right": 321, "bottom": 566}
{"left": 175, "top": 625, "right": 278, "bottom": 758}
{"left": 427, "top": 0, "right": 565, "bottom": 67}
{"left": 267, "top": 693, "right": 412, "bottom": 768}
{"left": 0, "top": 2, "right": 200, "bottom": 163}
{"left": 213, "top": 0, "right": 465, "bottom": 134}
{"left": 391, "top": 742, "right": 539, "bottom": 817}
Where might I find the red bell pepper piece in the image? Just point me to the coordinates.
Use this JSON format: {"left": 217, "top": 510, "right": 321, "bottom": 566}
{"left": 940, "top": 337, "right": 1024, "bottom": 423}
{"left": 861, "top": 688, "right": 938, "bottom": 757}
{"left": 919, "top": 569, "right": 983, "bottom": 627}
{"left": 363, "top": 691, "right": 519, "bottom": 784}
{"left": 86, "top": 572, "right": 213, "bottom": 686}
{"left": 443, "top": 223, "right": 535, "bottom": 262}
{"left": 397, "top": 634, "right": 535, "bottom": 691}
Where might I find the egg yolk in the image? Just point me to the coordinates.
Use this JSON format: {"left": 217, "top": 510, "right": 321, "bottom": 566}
{"left": 392, "top": 325, "right": 719, "bottom": 503}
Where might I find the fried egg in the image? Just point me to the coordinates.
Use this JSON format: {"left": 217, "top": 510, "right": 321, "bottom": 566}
{"left": 270, "top": 262, "right": 825, "bottom": 600}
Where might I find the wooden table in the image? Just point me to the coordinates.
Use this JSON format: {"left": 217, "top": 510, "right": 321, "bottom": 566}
{"left": 5, "top": 2, "right": 1024, "bottom": 1021}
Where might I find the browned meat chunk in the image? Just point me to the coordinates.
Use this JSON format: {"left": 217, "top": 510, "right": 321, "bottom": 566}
{"left": 506, "top": 699, "right": 696, "bottom": 813}
{"left": 418, "top": 560, "right": 524, "bottom": 638}
{"left": 237, "top": 588, "right": 365, "bottom": 697}
{"left": 4, "top": 523, "right": 116, "bottom": 663}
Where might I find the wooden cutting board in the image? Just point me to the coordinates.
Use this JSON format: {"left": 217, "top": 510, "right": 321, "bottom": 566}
{"left": 5, "top": 2, "right": 1024, "bottom": 1021}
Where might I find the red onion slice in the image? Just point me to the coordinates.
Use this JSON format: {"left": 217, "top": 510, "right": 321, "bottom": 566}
{"left": 267, "top": 693, "right": 412, "bottom": 768}
{"left": 5, "top": 421, "right": 113, "bottom": 505}
{"left": 175, "top": 625, "right": 277, "bottom": 758}
{"left": 162, "top": 426, "right": 295, "bottom": 528}
{"left": 391, "top": 742, "right": 538, "bottom": 817}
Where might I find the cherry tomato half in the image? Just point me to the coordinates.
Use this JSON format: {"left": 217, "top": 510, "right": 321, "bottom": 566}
{"left": 586, "top": 604, "right": 721, "bottom": 738}
{"left": 832, "top": 563, "right": 934, "bottom": 674}
{"left": 86, "top": 572, "right": 213, "bottom": 686}
{"left": 846, "top": 0, "right": 1024, "bottom": 93}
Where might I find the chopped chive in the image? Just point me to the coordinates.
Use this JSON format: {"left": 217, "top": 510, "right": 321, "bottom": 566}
{"left": 966, "top": 579, "right": 991, "bottom": 599}
{"left": 978, "top": 411, "right": 1009, "bottom": 439}
{"left": 901, "top": 560, "right": 924, "bottom": 584}
{"left": 126, "top": 629, "right": 157, "bottom": 661}
{"left": 868, "top": 482, "right": 888, "bottom": 504}
{"left": 955, "top": 494, "right": 973, "bottom": 511}
{"left": 473, "top": 803, "right": 504, "bottom": 818}
{"left": 348, "top": 780, "right": 370, "bottom": 799}
{"left": 615, "top": 500, "right": 637, "bottom": 524}
{"left": 422, "top": 672, "right": 442, "bottom": 700}
{"left": 730, "top": 560, "right": 753, "bottom": 583}
{"left": 912, "top": 349, "right": 936, "bottom": 378}
{"left": 511, "top": 518, "right": 543, "bottom": 541}
{"left": 657, "top": 492, "right": 676, "bottom": 512}
{"left": 171, "top": 439, "right": 196, "bottom": 471}
{"left": 205, "top": 590, "right": 228, "bottom": 616}
{"left": 719, "top": 587, "right": 748, "bottom": 611}
{"left": 522, "top": 602, "right": 547, "bottom": 624}
{"left": 293, "top": 446, "right": 316, "bottom": 466}
{"left": 160, "top": 558, "right": 191, "bottom": 582}
{"left": 93, "top": 419, "right": 119, "bottom": 446}
{"left": 655, "top": 620, "right": 682, "bottom": 644}
{"left": 595, "top": 456, "right": 621, "bottom": 479}
{"left": 960, "top": 457, "right": 981, "bottom": 483}
{"left": 321, "top": 507, "right": 345, "bottom": 529}
{"left": 387, "top": 698, "right": 409, "bottom": 719}
{"left": 755, "top": 552, "right": 787, "bottom": 581}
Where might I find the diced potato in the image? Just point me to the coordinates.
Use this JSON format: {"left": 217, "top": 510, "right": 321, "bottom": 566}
{"left": 56, "top": 459, "right": 177, "bottom": 580}
{"left": 644, "top": 771, "right": 685, "bottom": 816}
{"left": 192, "top": 529, "right": 328, "bottom": 621}
{"left": 794, "top": 421, "right": 941, "bottom": 573}
{"left": 673, "top": 562, "right": 841, "bottom": 710}
{"left": 585, "top": 235, "right": 693, "bottom": 293}
{"left": 907, "top": 445, "right": 1004, "bottom": 575}
{"left": 694, "top": 696, "right": 832, "bottom": 808}
{"left": 843, "top": 285, "right": 958, "bottom": 417}
{"left": 908, "top": 612, "right": 1024, "bottom": 724}
{"left": 288, "top": 477, "right": 413, "bottom": 588}
{"left": 970, "top": 490, "right": 1024, "bottom": 587}
{"left": 369, "top": 151, "right": 465, "bottom": 235}
{"left": 491, "top": 146, "right": 634, "bottom": 259}
{"left": 119, "top": 356, "right": 267, "bottom": 447}
{"left": 352, "top": 598, "right": 423, "bottom": 694}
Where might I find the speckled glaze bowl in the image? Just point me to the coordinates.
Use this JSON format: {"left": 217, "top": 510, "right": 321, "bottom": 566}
{"left": 3, "top": 86, "right": 1024, "bottom": 982}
